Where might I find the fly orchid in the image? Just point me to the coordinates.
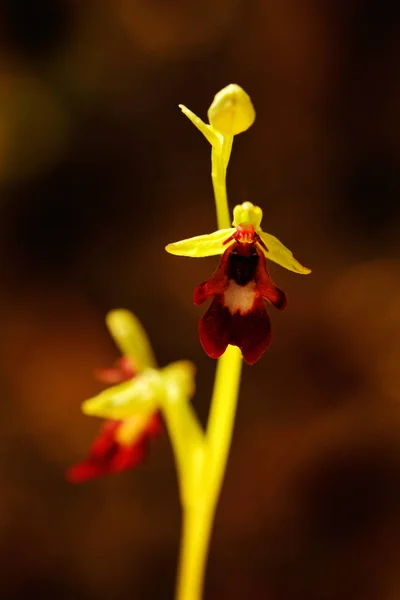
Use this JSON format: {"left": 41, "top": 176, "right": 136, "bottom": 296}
{"left": 65, "top": 84, "right": 312, "bottom": 600}
{"left": 67, "top": 310, "right": 196, "bottom": 482}
{"left": 66, "top": 356, "right": 162, "bottom": 482}
{"left": 166, "top": 201, "right": 311, "bottom": 364}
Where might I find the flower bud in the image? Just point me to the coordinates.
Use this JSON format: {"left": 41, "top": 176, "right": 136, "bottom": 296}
{"left": 207, "top": 84, "right": 255, "bottom": 135}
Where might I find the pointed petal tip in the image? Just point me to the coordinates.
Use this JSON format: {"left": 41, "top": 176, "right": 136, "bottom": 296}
{"left": 242, "top": 354, "right": 258, "bottom": 366}
{"left": 165, "top": 241, "right": 195, "bottom": 256}
{"left": 65, "top": 465, "right": 87, "bottom": 484}
{"left": 81, "top": 400, "right": 96, "bottom": 416}
{"left": 278, "top": 258, "right": 312, "bottom": 275}
{"left": 105, "top": 309, "right": 136, "bottom": 342}
{"left": 260, "top": 232, "right": 312, "bottom": 275}
{"left": 293, "top": 264, "right": 312, "bottom": 275}
{"left": 106, "top": 308, "right": 133, "bottom": 325}
{"left": 65, "top": 459, "right": 110, "bottom": 483}
{"left": 165, "top": 242, "right": 179, "bottom": 255}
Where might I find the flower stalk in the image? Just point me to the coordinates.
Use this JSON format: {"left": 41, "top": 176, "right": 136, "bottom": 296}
{"left": 174, "top": 84, "right": 251, "bottom": 600}
{"left": 171, "top": 83, "right": 309, "bottom": 599}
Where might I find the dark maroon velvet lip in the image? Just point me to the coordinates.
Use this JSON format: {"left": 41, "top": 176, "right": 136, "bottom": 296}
{"left": 194, "top": 240, "right": 287, "bottom": 364}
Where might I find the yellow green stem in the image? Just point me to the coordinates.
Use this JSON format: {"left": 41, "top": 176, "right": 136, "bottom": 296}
{"left": 204, "top": 345, "right": 242, "bottom": 502}
{"left": 210, "top": 136, "right": 233, "bottom": 229}
{"left": 176, "top": 134, "right": 242, "bottom": 600}
{"left": 175, "top": 346, "right": 242, "bottom": 600}
{"left": 175, "top": 504, "right": 213, "bottom": 600}
{"left": 162, "top": 396, "right": 205, "bottom": 505}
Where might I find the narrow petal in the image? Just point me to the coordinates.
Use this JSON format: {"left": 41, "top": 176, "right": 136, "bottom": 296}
{"left": 179, "top": 105, "right": 220, "bottom": 146}
{"left": 81, "top": 369, "right": 163, "bottom": 420}
{"left": 260, "top": 232, "right": 311, "bottom": 274}
{"left": 255, "top": 251, "right": 287, "bottom": 311}
{"left": 106, "top": 443, "right": 146, "bottom": 474}
{"left": 198, "top": 297, "right": 230, "bottom": 359}
{"left": 166, "top": 229, "right": 235, "bottom": 257}
{"left": 194, "top": 274, "right": 227, "bottom": 305}
{"left": 66, "top": 420, "right": 134, "bottom": 482}
{"left": 261, "top": 282, "right": 287, "bottom": 311}
{"left": 94, "top": 356, "right": 135, "bottom": 384}
{"left": 89, "top": 420, "right": 122, "bottom": 455}
{"left": 66, "top": 460, "right": 113, "bottom": 482}
{"left": 230, "top": 297, "right": 272, "bottom": 364}
{"left": 194, "top": 249, "right": 230, "bottom": 304}
{"left": 194, "top": 281, "right": 212, "bottom": 305}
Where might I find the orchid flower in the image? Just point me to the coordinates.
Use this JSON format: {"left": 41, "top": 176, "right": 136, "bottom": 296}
{"left": 67, "top": 310, "right": 196, "bottom": 482}
{"left": 166, "top": 201, "right": 310, "bottom": 363}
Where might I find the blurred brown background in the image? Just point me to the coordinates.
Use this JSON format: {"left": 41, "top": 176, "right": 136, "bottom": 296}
{"left": 0, "top": 0, "right": 400, "bottom": 598}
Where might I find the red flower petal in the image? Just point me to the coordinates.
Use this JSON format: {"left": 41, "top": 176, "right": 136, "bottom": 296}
{"left": 198, "top": 296, "right": 230, "bottom": 359}
{"left": 66, "top": 413, "right": 162, "bottom": 483}
{"left": 255, "top": 251, "right": 287, "bottom": 311}
{"left": 230, "top": 297, "right": 272, "bottom": 364}
{"left": 195, "top": 241, "right": 287, "bottom": 364}
{"left": 194, "top": 267, "right": 228, "bottom": 306}
{"left": 199, "top": 296, "right": 272, "bottom": 364}
{"left": 94, "top": 356, "right": 136, "bottom": 384}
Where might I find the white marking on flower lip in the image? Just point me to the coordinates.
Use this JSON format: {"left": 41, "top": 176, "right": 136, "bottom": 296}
{"left": 224, "top": 281, "right": 256, "bottom": 314}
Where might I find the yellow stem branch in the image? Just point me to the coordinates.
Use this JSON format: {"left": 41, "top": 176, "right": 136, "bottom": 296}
{"left": 162, "top": 398, "right": 205, "bottom": 505}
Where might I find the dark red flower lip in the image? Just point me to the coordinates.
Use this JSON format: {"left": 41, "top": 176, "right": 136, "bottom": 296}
{"left": 66, "top": 412, "right": 162, "bottom": 483}
{"left": 194, "top": 240, "right": 286, "bottom": 364}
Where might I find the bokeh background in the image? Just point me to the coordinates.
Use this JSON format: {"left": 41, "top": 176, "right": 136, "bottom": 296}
{"left": 0, "top": 0, "right": 400, "bottom": 598}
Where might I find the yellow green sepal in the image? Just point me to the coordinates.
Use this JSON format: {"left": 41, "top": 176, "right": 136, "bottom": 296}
{"left": 259, "top": 232, "right": 311, "bottom": 274}
{"left": 178, "top": 104, "right": 220, "bottom": 147}
{"left": 166, "top": 228, "right": 234, "bottom": 257}
{"left": 165, "top": 201, "right": 311, "bottom": 274}
{"left": 82, "top": 361, "right": 195, "bottom": 420}
{"left": 106, "top": 309, "right": 157, "bottom": 372}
